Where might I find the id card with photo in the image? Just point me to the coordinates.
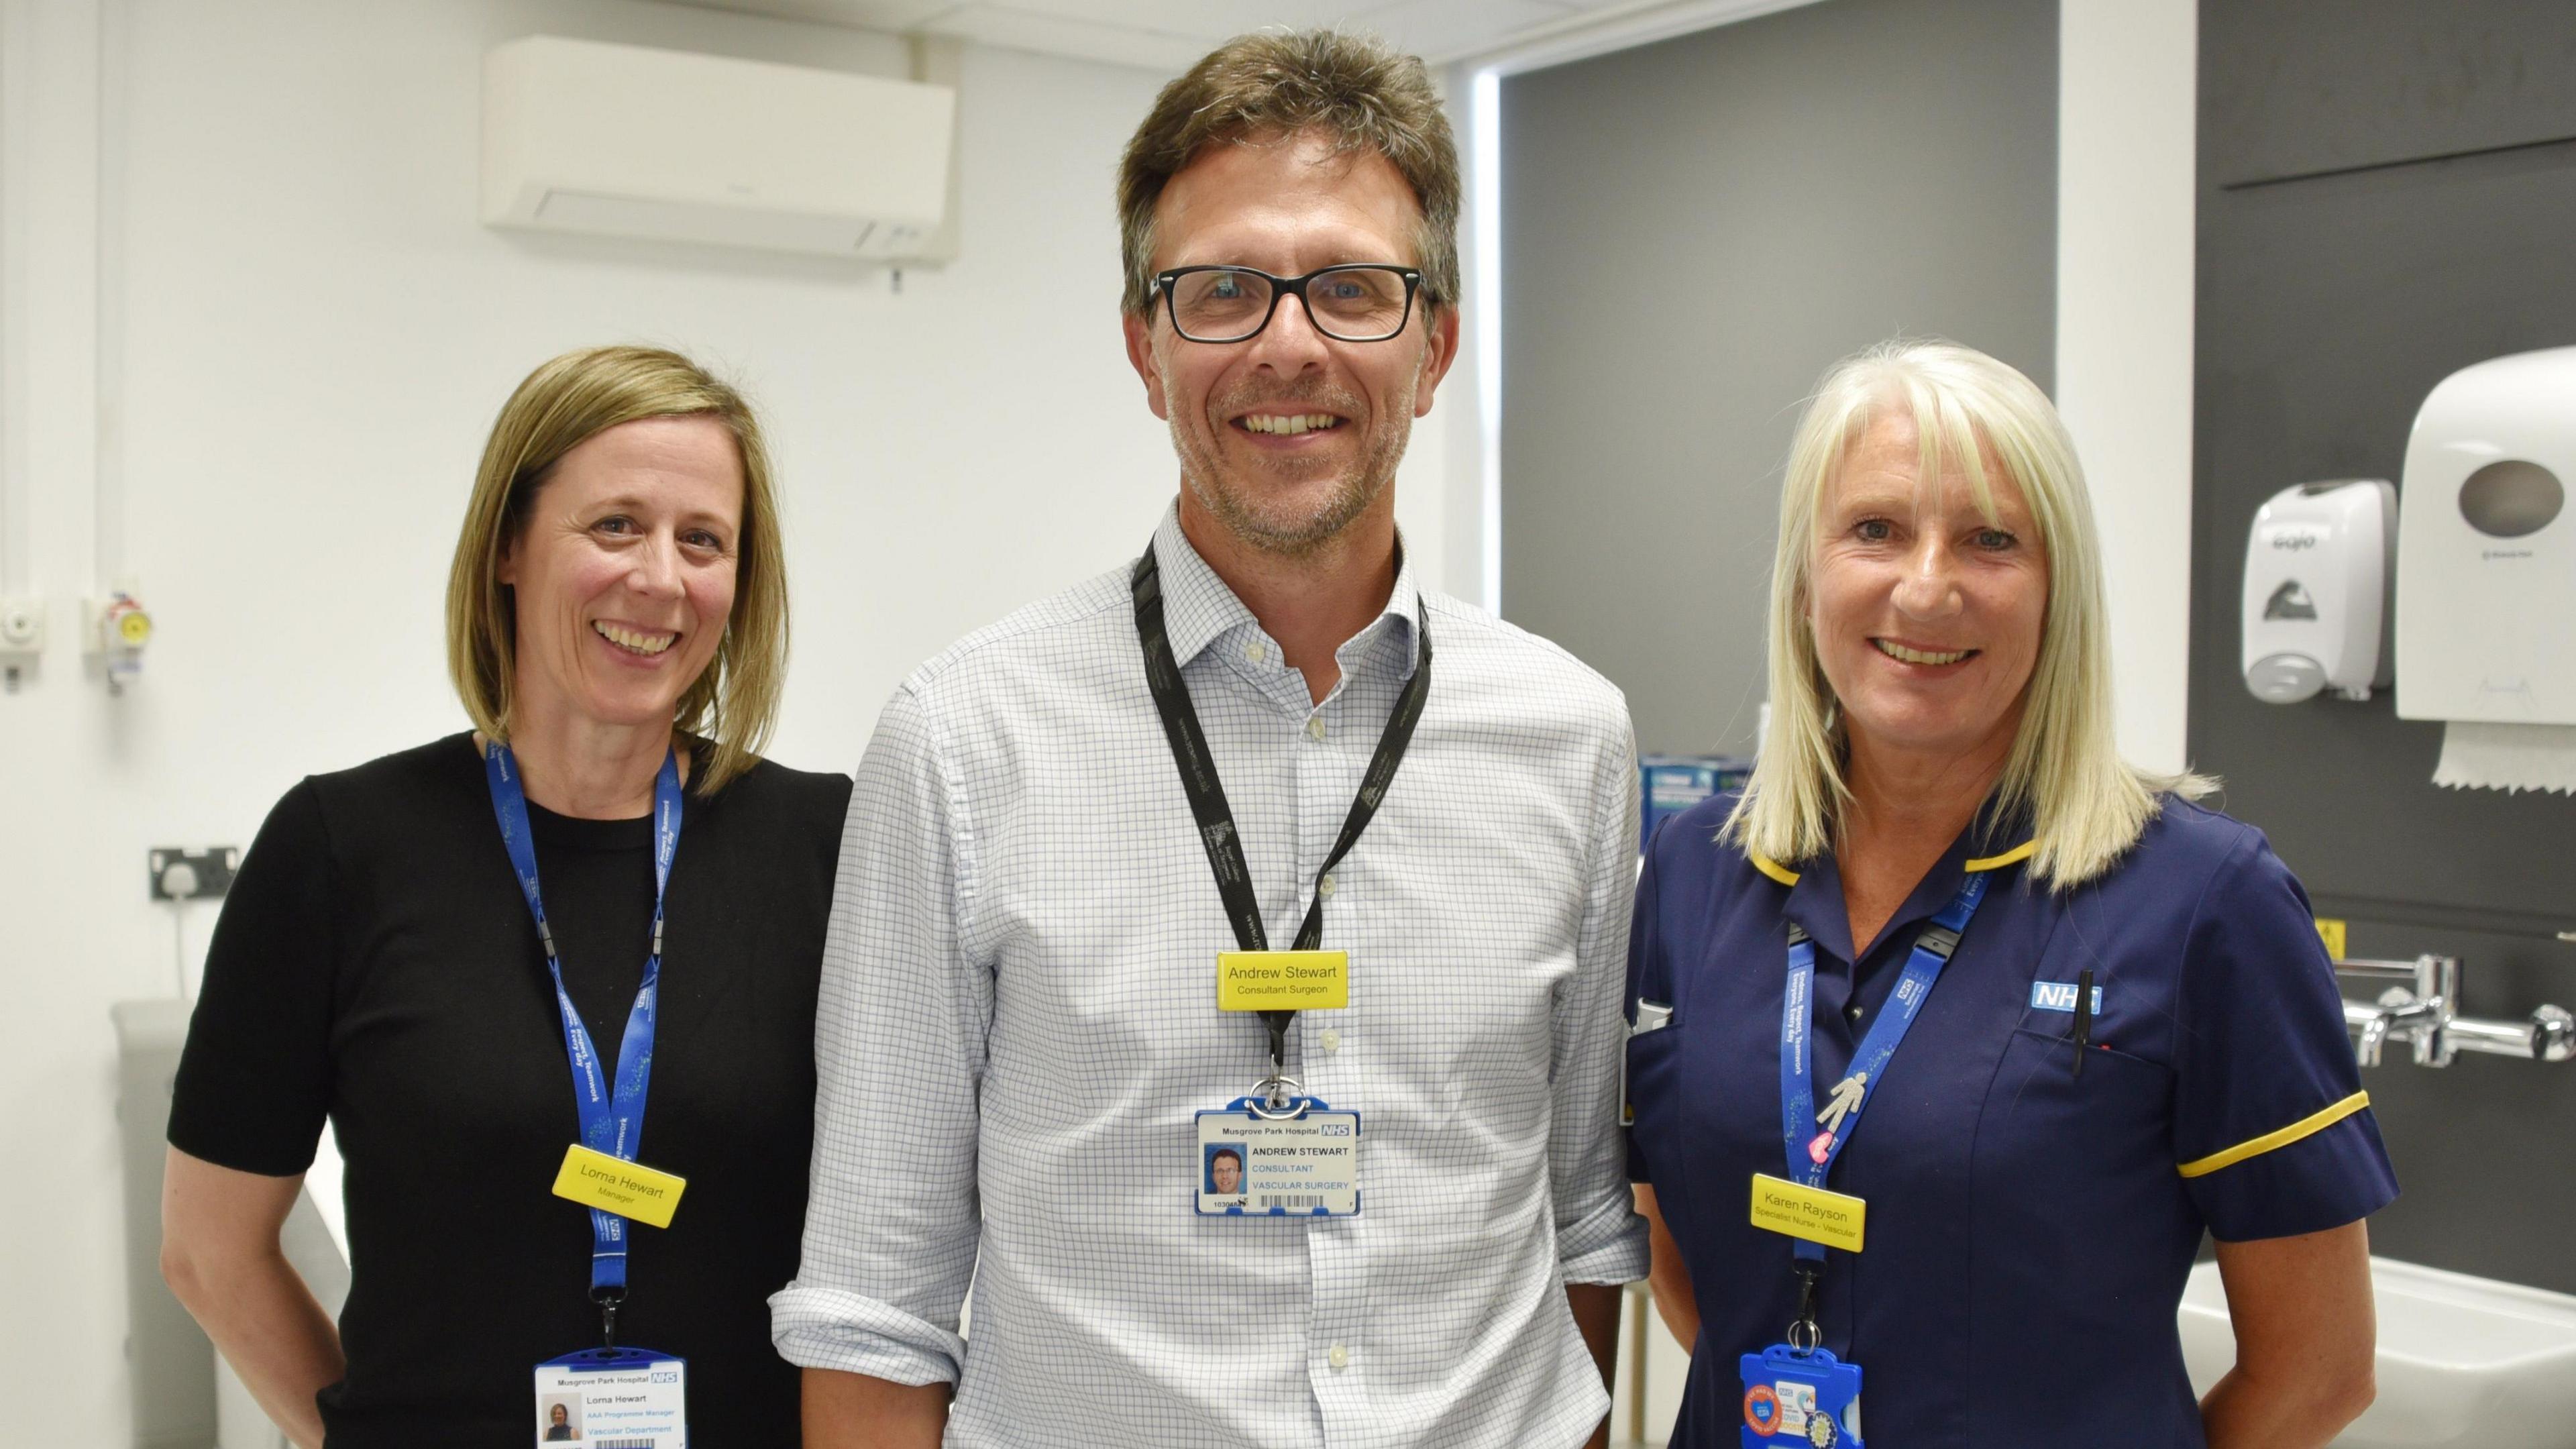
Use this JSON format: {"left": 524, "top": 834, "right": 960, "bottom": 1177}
{"left": 1194, "top": 1095, "right": 1360, "bottom": 1217}
{"left": 534, "top": 1347, "right": 686, "bottom": 1448}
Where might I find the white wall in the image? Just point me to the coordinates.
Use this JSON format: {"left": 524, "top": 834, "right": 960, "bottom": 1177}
{"left": 0, "top": 2, "right": 1450, "bottom": 1443}
{"left": 2055, "top": 0, "right": 2198, "bottom": 773}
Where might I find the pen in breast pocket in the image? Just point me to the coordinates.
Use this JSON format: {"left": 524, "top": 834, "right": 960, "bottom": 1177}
{"left": 2071, "top": 968, "right": 2094, "bottom": 1079}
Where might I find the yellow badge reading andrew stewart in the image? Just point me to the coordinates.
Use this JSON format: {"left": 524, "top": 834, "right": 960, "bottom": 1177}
{"left": 1216, "top": 950, "right": 1349, "bottom": 1012}
{"left": 1749, "top": 1172, "right": 1866, "bottom": 1252}
{"left": 551, "top": 1144, "right": 687, "bottom": 1229}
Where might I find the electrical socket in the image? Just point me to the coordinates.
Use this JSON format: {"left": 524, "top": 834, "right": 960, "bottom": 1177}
{"left": 150, "top": 847, "right": 240, "bottom": 902}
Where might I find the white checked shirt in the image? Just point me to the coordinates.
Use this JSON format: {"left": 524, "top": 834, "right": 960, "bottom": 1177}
{"left": 773, "top": 508, "right": 1648, "bottom": 1449}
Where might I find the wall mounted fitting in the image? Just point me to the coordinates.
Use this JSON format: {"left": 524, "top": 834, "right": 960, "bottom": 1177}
{"left": 87, "top": 590, "right": 152, "bottom": 693}
{"left": 2396, "top": 345, "right": 2576, "bottom": 724}
{"left": 149, "top": 847, "right": 239, "bottom": 902}
{"left": 0, "top": 599, "right": 44, "bottom": 691}
{"left": 2242, "top": 479, "right": 2396, "bottom": 703}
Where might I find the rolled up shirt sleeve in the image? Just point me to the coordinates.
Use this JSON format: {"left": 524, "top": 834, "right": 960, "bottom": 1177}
{"left": 2172, "top": 828, "right": 2398, "bottom": 1242}
{"left": 771, "top": 684, "right": 991, "bottom": 1385}
{"left": 1549, "top": 722, "right": 1650, "bottom": 1286}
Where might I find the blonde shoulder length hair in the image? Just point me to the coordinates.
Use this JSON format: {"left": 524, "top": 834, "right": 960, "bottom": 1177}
{"left": 1723, "top": 339, "right": 2210, "bottom": 888}
{"left": 445, "top": 345, "right": 788, "bottom": 794}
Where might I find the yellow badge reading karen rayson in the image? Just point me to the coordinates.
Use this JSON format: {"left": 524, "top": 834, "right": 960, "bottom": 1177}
{"left": 1749, "top": 1171, "right": 1866, "bottom": 1252}
{"left": 551, "top": 1144, "right": 688, "bottom": 1229}
{"left": 1216, "top": 950, "right": 1349, "bottom": 1012}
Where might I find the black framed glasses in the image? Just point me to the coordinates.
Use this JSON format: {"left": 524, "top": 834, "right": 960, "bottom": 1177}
{"left": 1154, "top": 264, "right": 1424, "bottom": 343}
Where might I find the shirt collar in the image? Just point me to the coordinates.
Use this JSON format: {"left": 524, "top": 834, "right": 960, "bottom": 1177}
{"left": 1148, "top": 503, "right": 1424, "bottom": 679}
{"left": 1752, "top": 796, "right": 2038, "bottom": 965}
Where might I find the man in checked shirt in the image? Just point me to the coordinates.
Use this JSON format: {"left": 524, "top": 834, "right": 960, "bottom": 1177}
{"left": 778, "top": 30, "right": 1648, "bottom": 1449}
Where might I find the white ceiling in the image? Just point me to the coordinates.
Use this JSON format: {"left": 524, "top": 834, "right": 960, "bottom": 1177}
{"left": 663, "top": 0, "right": 1674, "bottom": 72}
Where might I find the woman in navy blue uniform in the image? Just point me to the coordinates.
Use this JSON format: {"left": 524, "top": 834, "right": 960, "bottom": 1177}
{"left": 1625, "top": 341, "right": 2396, "bottom": 1448}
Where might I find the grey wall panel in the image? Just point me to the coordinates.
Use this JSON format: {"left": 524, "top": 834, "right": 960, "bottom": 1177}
{"left": 2194, "top": 1, "right": 2576, "bottom": 1290}
{"left": 1499, "top": 0, "right": 2056, "bottom": 757}
{"left": 2204, "top": 0, "right": 2576, "bottom": 186}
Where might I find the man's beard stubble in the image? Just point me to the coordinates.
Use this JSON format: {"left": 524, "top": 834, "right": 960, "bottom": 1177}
{"left": 1171, "top": 375, "right": 1414, "bottom": 560}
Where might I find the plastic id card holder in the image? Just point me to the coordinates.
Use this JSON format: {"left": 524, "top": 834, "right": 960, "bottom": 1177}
{"left": 535, "top": 1347, "right": 686, "bottom": 1448}
{"left": 1194, "top": 1096, "right": 1360, "bottom": 1217}
{"left": 1739, "top": 1345, "right": 1862, "bottom": 1448}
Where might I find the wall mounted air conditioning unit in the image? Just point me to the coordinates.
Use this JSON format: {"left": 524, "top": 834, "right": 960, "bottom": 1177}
{"left": 481, "top": 36, "right": 955, "bottom": 261}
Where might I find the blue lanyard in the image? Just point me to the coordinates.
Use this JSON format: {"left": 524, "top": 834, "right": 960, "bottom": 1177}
{"left": 484, "top": 741, "right": 684, "bottom": 1318}
{"left": 1778, "top": 869, "right": 1989, "bottom": 1264}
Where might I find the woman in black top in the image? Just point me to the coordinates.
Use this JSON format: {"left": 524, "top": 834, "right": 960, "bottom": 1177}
{"left": 160, "top": 345, "right": 851, "bottom": 1446}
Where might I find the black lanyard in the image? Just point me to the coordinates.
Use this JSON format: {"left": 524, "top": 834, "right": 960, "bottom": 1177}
{"left": 1130, "top": 541, "right": 1432, "bottom": 1082}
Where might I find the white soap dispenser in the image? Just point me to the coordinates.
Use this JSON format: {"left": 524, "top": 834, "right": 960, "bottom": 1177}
{"left": 2241, "top": 478, "right": 2397, "bottom": 704}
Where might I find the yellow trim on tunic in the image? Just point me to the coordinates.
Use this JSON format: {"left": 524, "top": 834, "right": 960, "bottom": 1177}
{"left": 1750, "top": 853, "right": 1801, "bottom": 887}
{"left": 2176, "top": 1091, "right": 2372, "bottom": 1179}
{"left": 1750, "top": 839, "right": 2037, "bottom": 886}
{"left": 1964, "top": 840, "right": 2038, "bottom": 872}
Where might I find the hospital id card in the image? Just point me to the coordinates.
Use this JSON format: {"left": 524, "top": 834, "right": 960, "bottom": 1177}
{"left": 1740, "top": 1344, "right": 1864, "bottom": 1448}
{"left": 1195, "top": 1095, "right": 1360, "bottom": 1217}
{"left": 535, "top": 1346, "right": 686, "bottom": 1447}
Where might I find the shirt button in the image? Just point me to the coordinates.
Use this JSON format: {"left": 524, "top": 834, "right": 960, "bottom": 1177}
{"left": 1306, "top": 716, "right": 1326, "bottom": 740}
{"left": 1244, "top": 641, "right": 1265, "bottom": 663}
{"left": 1845, "top": 1003, "right": 1864, "bottom": 1022}
{"left": 1319, "top": 873, "right": 1336, "bottom": 898}
{"left": 1319, "top": 1029, "right": 1342, "bottom": 1054}
{"left": 1328, "top": 1344, "right": 1350, "bottom": 1371}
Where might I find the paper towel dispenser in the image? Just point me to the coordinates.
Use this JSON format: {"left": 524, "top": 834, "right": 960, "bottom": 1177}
{"left": 2395, "top": 346, "right": 2576, "bottom": 725}
{"left": 2243, "top": 479, "right": 2396, "bottom": 704}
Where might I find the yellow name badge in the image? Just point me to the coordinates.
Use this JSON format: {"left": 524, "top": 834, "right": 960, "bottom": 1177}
{"left": 1750, "top": 1172, "right": 1866, "bottom": 1252}
{"left": 551, "top": 1144, "right": 687, "bottom": 1230}
{"left": 1216, "top": 950, "right": 1349, "bottom": 1012}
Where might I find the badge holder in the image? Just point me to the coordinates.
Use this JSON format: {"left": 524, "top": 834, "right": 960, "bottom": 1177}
{"left": 534, "top": 1344, "right": 688, "bottom": 1448}
{"left": 1193, "top": 1073, "right": 1362, "bottom": 1218}
{"left": 1740, "top": 1267, "right": 1863, "bottom": 1448}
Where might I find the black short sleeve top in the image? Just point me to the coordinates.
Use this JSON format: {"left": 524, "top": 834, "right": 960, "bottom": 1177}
{"left": 169, "top": 733, "right": 851, "bottom": 1446}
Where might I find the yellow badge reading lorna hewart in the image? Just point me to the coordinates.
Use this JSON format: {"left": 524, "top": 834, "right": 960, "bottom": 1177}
{"left": 1217, "top": 950, "right": 1349, "bottom": 1012}
{"left": 1749, "top": 1172, "right": 1866, "bottom": 1252}
{"left": 551, "top": 1144, "right": 687, "bottom": 1230}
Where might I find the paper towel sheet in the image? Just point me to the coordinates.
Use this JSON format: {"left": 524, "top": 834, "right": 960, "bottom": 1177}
{"left": 2434, "top": 722, "right": 2576, "bottom": 794}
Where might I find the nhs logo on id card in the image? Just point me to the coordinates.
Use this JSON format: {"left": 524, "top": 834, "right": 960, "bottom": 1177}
{"left": 2031, "top": 981, "right": 2103, "bottom": 1014}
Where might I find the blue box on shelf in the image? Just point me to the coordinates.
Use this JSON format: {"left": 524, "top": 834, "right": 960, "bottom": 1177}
{"left": 1639, "top": 754, "right": 1753, "bottom": 852}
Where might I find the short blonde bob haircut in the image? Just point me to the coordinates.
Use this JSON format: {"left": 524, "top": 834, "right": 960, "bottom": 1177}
{"left": 445, "top": 345, "right": 787, "bottom": 794}
{"left": 1724, "top": 339, "right": 2210, "bottom": 888}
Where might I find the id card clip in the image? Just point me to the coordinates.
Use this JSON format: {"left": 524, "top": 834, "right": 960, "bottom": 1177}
{"left": 1194, "top": 1091, "right": 1360, "bottom": 1218}
{"left": 535, "top": 1346, "right": 686, "bottom": 1447}
{"left": 1739, "top": 1343, "right": 1862, "bottom": 1448}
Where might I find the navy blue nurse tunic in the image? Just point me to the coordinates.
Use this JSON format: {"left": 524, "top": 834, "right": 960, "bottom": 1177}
{"left": 1624, "top": 793, "right": 2398, "bottom": 1448}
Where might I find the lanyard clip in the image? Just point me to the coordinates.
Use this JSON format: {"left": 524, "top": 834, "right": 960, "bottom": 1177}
{"left": 1786, "top": 1262, "right": 1823, "bottom": 1354}
{"left": 592, "top": 1285, "right": 626, "bottom": 1350}
{"left": 1263, "top": 1014, "right": 1289, "bottom": 1082}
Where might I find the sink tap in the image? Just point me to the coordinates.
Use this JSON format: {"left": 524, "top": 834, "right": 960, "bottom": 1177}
{"left": 2339, "top": 955, "right": 2576, "bottom": 1067}
{"left": 2355, "top": 1002, "right": 2399, "bottom": 1069}
{"left": 2341, "top": 955, "right": 2462, "bottom": 1068}
{"left": 2358, "top": 987, "right": 2454, "bottom": 1068}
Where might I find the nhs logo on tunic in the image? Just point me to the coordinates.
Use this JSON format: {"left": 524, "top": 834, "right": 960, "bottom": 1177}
{"left": 2030, "top": 981, "right": 2103, "bottom": 1014}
